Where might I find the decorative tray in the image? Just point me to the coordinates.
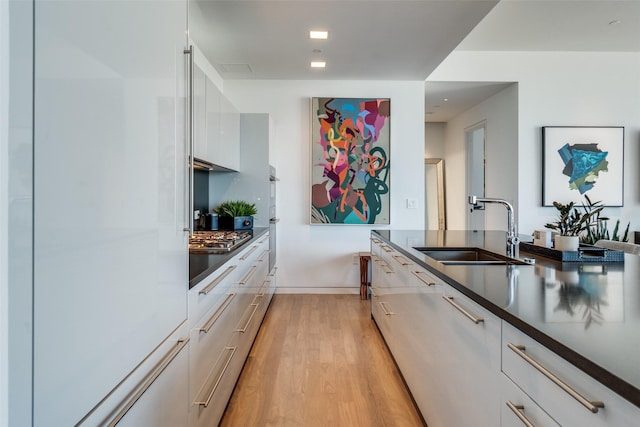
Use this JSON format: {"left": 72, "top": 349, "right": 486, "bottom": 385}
{"left": 519, "top": 241, "right": 624, "bottom": 263}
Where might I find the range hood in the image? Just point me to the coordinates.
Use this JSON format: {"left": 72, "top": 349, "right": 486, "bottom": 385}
{"left": 193, "top": 157, "right": 238, "bottom": 172}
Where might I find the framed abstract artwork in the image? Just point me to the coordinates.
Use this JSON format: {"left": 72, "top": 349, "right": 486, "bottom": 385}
{"left": 542, "top": 126, "right": 624, "bottom": 207}
{"left": 310, "top": 97, "right": 390, "bottom": 224}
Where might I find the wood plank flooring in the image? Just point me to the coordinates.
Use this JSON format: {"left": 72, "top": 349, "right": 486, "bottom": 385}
{"left": 220, "top": 294, "right": 425, "bottom": 427}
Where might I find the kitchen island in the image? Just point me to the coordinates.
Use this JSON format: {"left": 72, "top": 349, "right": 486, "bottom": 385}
{"left": 372, "top": 229, "right": 639, "bottom": 426}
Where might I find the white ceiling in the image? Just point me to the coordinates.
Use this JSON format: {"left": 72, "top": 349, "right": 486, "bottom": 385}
{"left": 190, "top": 0, "right": 640, "bottom": 121}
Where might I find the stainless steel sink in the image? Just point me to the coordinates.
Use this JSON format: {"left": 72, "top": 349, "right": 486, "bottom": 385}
{"left": 414, "top": 247, "right": 528, "bottom": 265}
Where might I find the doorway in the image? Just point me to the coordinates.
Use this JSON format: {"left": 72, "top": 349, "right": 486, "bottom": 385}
{"left": 466, "top": 121, "right": 486, "bottom": 230}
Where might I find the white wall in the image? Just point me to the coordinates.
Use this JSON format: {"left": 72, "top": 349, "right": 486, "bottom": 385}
{"left": 425, "top": 122, "right": 445, "bottom": 159}
{"left": 429, "top": 51, "right": 640, "bottom": 235}
{"left": 440, "top": 83, "right": 518, "bottom": 230}
{"left": 225, "top": 80, "right": 425, "bottom": 291}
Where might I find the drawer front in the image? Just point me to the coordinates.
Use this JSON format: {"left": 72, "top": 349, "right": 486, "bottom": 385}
{"left": 500, "top": 373, "right": 559, "bottom": 427}
{"left": 188, "top": 259, "right": 241, "bottom": 327}
{"left": 189, "top": 333, "right": 241, "bottom": 427}
{"left": 502, "top": 323, "right": 639, "bottom": 426}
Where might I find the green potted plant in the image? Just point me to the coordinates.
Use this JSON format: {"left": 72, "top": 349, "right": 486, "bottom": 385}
{"left": 544, "top": 200, "right": 602, "bottom": 251}
{"left": 214, "top": 200, "right": 257, "bottom": 230}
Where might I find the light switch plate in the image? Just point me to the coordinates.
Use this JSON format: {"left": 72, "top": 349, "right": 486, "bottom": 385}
{"left": 406, "top": 198, "right": 417, "bottom": 209}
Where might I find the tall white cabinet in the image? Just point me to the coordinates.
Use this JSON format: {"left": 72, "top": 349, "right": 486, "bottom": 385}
{"left": 33, "top": 1, "right": 189, "bottom": 425}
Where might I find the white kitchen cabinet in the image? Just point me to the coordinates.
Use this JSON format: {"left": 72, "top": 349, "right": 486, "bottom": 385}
{"left": 33, "top": 1, "right": 188, "bottom": 425}
{"left": 502, "top": 322, "right": 640, "bottom": 427}
{"left": 189, "top": 233, "right": 271, "bottom": 427}
{"left": 435, "top": 285, "right": 501, "bottom": 427}
{"left": 218, "top": 92, "right": 241, "bottom": 171}
{"left": 193, "top": 63, "right": 208, "bottom": 161}
{"left": 205, "top": 76, "right": 221, "bottom": 166}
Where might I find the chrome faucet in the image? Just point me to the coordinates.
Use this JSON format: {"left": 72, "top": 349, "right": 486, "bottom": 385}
{"left": 468, "top": 195, "right": 520, "bottom": 257}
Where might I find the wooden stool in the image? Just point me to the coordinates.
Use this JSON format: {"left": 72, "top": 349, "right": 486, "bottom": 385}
{"left": 359, "top": 252, "right": 371, "bottom": 300}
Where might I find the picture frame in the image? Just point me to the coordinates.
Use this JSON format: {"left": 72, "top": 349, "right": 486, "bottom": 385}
{"left": 542, "top": 126, "right": 624, "bottom": 207}
{"left": 310, "top": 97, "right": 391, "bottom": 224}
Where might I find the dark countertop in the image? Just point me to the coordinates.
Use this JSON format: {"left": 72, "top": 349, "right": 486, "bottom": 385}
{"left": 189, "top": 227, "right": 269, "bottom": 289}
{"left": 373, "top": 229, "right": 640, "bottom": 408}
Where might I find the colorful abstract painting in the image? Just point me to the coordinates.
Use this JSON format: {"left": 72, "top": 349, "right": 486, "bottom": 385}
{"left": 310, "top": 97, "right": 390, "bottom": 224}
{"left": 542, "top": 127, "right": 624, "bottom": 206}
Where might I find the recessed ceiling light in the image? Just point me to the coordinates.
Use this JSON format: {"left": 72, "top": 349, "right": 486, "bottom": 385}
{"left": 608, "top": 20, "right": 622, "bottom": 25}
{"left": 443, "top": 98, "right": 449, "bottom": 102}
{"left": 312, "top": 49, "right": 322, "bottom": 53}
{"left": 311, "top": 61, "right": 326, "bottom": 68}
{"left": 310, "top": 30, "right": 328, "bottom": 40}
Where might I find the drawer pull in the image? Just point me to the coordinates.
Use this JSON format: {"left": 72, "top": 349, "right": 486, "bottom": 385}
{"left": 380, "top": 264, "right": 394, "bottom": 274}
{"left": 199, "top": 293, "right": 236, "bottom": 334}
{"left": 236, "top": 303, "right": 260, "bottom": 333}
{"left": 195, "top": 346, "right": 236, "bottom": 407}
{"left": 378, "top": 302, "right": 395, "bottom": 316}
{"left": 106, "top": 338, "right": 189, "bottom": 426}
{"left": 257, "top": 236, "right": 269, "bottom": 244}
{"left": 238, "top": 265, "right": 258, "bottom": 285}
{"left": 507, "top": 343, "right": 605, "bottom": 413}
{"left": 370, "top": 288, "right": 380, "bottom": 298}
{"left": 411, "top": 270, "right": 436, "bottom": 286}
{"left": 442, "top": 295, "right": 484, "bottom": 324}
{"left": 258, "top": 249, "right": 270, "bottom": 262}
{"left": 199, "top": 265, "right": 236, "bottom": 295}
{"left": 506, "top": 401, "right": 535, "bottom": 427}
{"left": 392, "top": 254, "right": 412, "bottom": 266}
{"left": 370, "top": 237, "right": 382, "bottom": 243}
{"left": 381, "top": 245, "right": 395, "bottom": 253}
{"left": 239, "top": 245, "right": 258, "bottom": 260}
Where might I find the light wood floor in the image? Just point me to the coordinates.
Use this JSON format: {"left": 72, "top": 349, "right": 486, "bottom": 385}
{"left": 220, "top": 294, "right": 425, "bottom": 427}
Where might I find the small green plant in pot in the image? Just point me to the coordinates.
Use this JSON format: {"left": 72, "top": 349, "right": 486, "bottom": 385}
{"left": 214, "top": 200, "right": 257, "bottom": 230}
{"left": 544, "top": 200, "right": 601, "bottom": 251}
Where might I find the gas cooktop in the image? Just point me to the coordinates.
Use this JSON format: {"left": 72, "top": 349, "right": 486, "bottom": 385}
{"left": 189, "top": 230, "right": 252, "bottom": 254}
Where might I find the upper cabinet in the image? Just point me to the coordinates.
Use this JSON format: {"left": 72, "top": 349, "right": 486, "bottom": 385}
{"left": 217, "top": 89, "right": 240, "bottom": 171}
{"left": 193, "top": 63, "right": 208, "bottom": 161}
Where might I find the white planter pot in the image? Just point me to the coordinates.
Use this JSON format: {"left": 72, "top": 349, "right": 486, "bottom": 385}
{"left": 554, "top": 235, "right": 579, "bottom": 252}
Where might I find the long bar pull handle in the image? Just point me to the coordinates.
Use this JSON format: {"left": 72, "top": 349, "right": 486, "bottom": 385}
{"left": 183, "top": 45, "right": 194, "bottom": 235}
{"left": 238, "top": 265, "right": 258, "bottom": 285}
{"left": 258, "top": 250, "right": 270, "bottom": 262}
{"left": 195, "top": 347, "right": 236, "bottom": 407}
{"left": 370, "top": 288, "right": 380, "bottom": 298}
{"left": 380, "top": 264, "right": 394, "bottom": 274}
{"left": 378, "top": 302, "right": 395, "bottom": 316}
{"left": 199, "top": 265, "right": 237, "bottom": 295}
{"left": 507, "top": 343, "right": 604, "bottom": 413}
{"left": 236, "top": 304, "right": 260, "bottom": 333}
{"left": 107, "top": 338, "right": 189, "bottom": 426}
{"left": 411, "top": 270, "right": 436, "bottom": 286}
{"left": 392, "top": 255, "right": 412, "bottom": 266}
{"left": 381, "top": 245, "right": 395, "bottom": 253}
{"left": 505, "top": 401, "right": 535, "bottom": 427}
{"left": 199, "top": 293, "right": 236, "bottom": 333}
{"left": 442, "top": 295, "right": 484, "bottom": 324}
{"left": 239, "top": 245, "right": 258, "bottom": 260}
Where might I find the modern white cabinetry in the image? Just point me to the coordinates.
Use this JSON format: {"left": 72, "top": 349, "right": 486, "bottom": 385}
{"left": 193, "top": 63, "right": 208, "bottom": 161}
{"left": 33, "top": 1, "right": 188, "bottom": 425}
{"left": 218, "top": 92, "right": 241, "bottom": 171}
{"left": 205, "top": 76, "right": 221, "bottom": 166}
{"left": 188, "top": 233, "right": 272, "bottom": 427}
{"left": 502, "top": 322, "right": 640, "bottom": 427}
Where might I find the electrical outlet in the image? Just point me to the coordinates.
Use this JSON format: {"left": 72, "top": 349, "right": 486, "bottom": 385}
{"left": 352, "top": 253, "right": 359, "bottom": 265}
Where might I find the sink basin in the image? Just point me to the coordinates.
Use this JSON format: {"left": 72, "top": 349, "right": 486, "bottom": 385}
{"left": 414, "top": 247, "right": 528, "bottom": 265}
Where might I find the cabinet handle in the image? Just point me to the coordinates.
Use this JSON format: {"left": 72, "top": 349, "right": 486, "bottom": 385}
{"left": 378, "top": 302, "right": 395, "bottom": 315}
{"left": 411, "top": 270, "right": 436, "bottom": 286}
{"left": 268, "top": 266, "right": 278, "bottom": 277}
{"left": 199, "top": 293, "right": 236, "bottom": 333}
{"left": 195, "top": 346, "right": 236, "bottom": 407}
{"left": 442, "top": 295, "right": 484, "bottom": 324}
{"left": 106, "top": 338, "right": 189, "bottom": 426}
{"left": 392, "top": 254, "right": 412, "bottom": 266}
{"left": 257, "top": 236, "right": 269, "bottom": 244}
{"left": 370, "top": 288, "right": 380, "bottom": 298}
{"left": 258, "top": 250, "right": 270, "bottom": 262}
{"left": 505, "top": 401, "right": 535, "bottom": 427}
{"left": 183, "top": 46, "right": 194, "bottom": 235}
{"left": 507, "top": 343, "right": 604, "bottom": 413}
{"left": 239, "top": 245, "right": 258, "bottom": 260}
{"left": 370, "top": 237, "right": 381, "bottom": 244}
{"left": 381, "top": 245, "right": 395, "bottom": 253}
{"left": 236, "top": 304, "right": 260, "bottom": 333}
{"left": 380, "top": 264, "right": 394, "bottom": 274}
{"left": 238, "top": 265, "right": 258, "bottom": 285}
{"left": 199, "top": 265, "right": 237, "bottom": 295}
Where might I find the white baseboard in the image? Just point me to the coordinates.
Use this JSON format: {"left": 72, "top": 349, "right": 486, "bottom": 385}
{"left": 274, "top": 287, "right": 359, "bottom": 295}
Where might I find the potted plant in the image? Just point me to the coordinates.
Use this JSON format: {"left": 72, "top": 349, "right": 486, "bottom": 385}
{"left": 544, "top": 200, "right": 602, "bottom": 251}
{"left": 214, "top": 200, "right": 257, "bottom": 230}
